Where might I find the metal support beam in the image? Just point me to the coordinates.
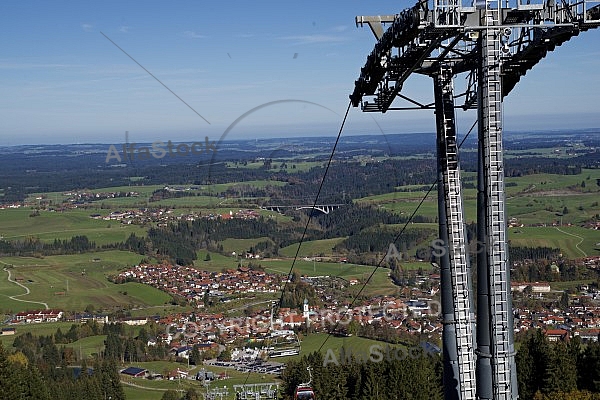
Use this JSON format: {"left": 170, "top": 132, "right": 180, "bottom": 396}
{"left": 435, "top": 65, "right": 477, "bottom": 400}
{"left": 477, "top": 2, "right": 519, "bottom": 398}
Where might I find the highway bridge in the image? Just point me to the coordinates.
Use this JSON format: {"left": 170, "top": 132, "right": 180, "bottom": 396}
{"left": 260, "top": 204, "right": 345, "bottom": 214}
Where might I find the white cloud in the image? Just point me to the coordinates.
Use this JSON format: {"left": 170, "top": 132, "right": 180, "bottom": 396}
{"left": 119, "top": 26, "right": 131, "bottom": 33}
{"left": 182, "top": 30, "right": 206, "bottom": 39}
{"left": 81, "top": 23, "right": 93, "bottom": 32}
{"left": 280, "top": 34, "right": 346, "bottom": 45}
{"left": 0, "top": 62, "right": 82, "bottom": 70}
{"left": 330, "top": 25, "right": 348, "bottom": 32}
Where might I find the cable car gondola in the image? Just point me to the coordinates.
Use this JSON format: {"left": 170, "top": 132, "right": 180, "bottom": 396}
{"left": 294, "top": 367, "right": 315, "bottom": 400}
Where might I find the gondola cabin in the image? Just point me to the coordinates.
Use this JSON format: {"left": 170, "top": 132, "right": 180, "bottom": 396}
{"left": 294, "top": 385, "right": 315, "bottom": 400}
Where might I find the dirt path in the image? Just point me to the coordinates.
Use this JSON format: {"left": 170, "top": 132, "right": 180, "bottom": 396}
{"left": 2, "top": 266, "right": 49, "bottom": 309}
{"left": 555, "top": 227, "right": 587, "bottom": 258}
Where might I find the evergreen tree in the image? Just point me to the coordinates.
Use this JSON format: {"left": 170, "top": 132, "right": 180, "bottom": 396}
{"left": 161, "top": 390, "right": 180, "bottom": 400}
{"left": 579, "top": 341, "right": 600, "bottom": 392}
{"left": 189, "top": 345, "right": 202, "bottom": 366}
{"left": 183, "top": 388, "right": 200, "bottom": 400}
{"left": 543, "top": 341, "right": 577, "bottom": 393}
{"left": 23, "top": 364, "right": 51, "bottom": 400}
{"left": 516, "top": 330, "right": 552, "bottom": 399}
{"left": 0, "top": 343, "right": 24, "bottom": 400}
{"left": 99, "top": 358, "right": 126, "bottom": 400}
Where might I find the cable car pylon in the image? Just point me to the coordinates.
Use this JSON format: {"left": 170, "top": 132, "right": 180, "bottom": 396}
{"left": 350, "top": 1, "right": 600, "bottom": 399}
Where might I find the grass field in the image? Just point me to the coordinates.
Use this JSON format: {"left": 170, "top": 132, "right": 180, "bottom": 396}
{"left": 356, "top": 189, "right": 478, "bottom": 223}
{"left": 70, "top": 334, "right": 107, "bottom": 358}
{"left": 260, "top": 259, "right": 397, "bottom": 296}
{"left": 508, "top": 226, "right": 600, "bottom": 258}
{"left": 193, "top": 252, "right": 398, "bottom": 297}
{"left": 279, "top": 238, "right": 347, "bottom": 258}
{"left": 0, "top": 321, "right": 76, "bottom": 348}
{"left": 0, "top": 208, "right": 146, "bottom": 245}
{"left": 352, "top": 170, "right": 600, "bottom": 259}
{"left": 28, "top": 180, "right": 287, "bottom": 209}
{"left": 219, "top": 237, "right": 274, "bottom": 255}
{"left": 273, "top": 332, "right": 410, "bottom": 364}
{"left": 0, "top": 250, "right": 172, "bottom": 313}
{"left": 194, "top": 251, "right": 238, "bottom": 271}
{"left": 506, "top": 193, "right": 600, "bottom": 226}
{"left": 0, "top": 168, "right": 596, "bottom": 321}
{"left": 504, "top": 169, "right": 600, "bottom": 196}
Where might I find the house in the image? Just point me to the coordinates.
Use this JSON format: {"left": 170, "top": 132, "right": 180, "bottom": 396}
{"left": 167, "top": 368, "right": 189, "bottom": 380}
{"left": 282, "top": 314, "right": 305, "bottom": 328}
{"left": 121, "top": 317, "right": 148, "bottom": 326}
{"left": 121, "top": 367, "right": 147, "bottom": 378}
{"left": 14, "top": 309, "right": 63, "bottom": 323}
{"left": 576, "top": 329, "right": 600, "bottom": 342}
{"left": 545, "top": 329, "right": 570, "bottom": 342}
{"left": 172, "top": 346, "right": 192, "bottom": 359}
{"left": 1, "top": 327, "right": 16, "bottom": 336}
{"left": 530, "top": 282, "right": 551, "bottom": 294}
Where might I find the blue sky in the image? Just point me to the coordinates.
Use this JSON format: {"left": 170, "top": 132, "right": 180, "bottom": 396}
{"left": 1, "top": 1, "right": 599, "bottom": 145}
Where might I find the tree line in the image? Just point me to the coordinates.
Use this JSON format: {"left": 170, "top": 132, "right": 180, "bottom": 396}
{"left": 282, "top": 350, "right": 442, "bottom": 400}
{"left": 279, "top": 330, "right": 600, "bottom": 400}
{"left": 516, "top": 329, "right": 600, "bottom": 399}
{"left": 0, "top": 235, "right": 95, "bottom": 257}
{"left": 0, "top": 341, "right": 124, "bottom": 400}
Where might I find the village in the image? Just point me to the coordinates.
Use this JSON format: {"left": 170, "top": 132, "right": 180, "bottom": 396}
{"left": 8, "top": 260, "right": 600, "bottom": 357}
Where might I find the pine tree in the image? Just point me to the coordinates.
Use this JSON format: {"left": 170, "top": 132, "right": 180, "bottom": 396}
{"left": 517, "top": 330, "right": 552, "bottom": 398}
{"left": 0, "top": 343, "right": 25, "bottom": 400}
{"left": 161, "top": 390, "right": 180, "bottom": 400}
{"left": 100, "top": 358, "right": 126, "bottom": 400}
{"left": 23, "top": 364, "right": 51, "bottom": 400}
{"left": 360, "top": 363, "right": 384, "bottom": 400}
{"left": 543, "top": 341, "right": 578, "bottom": 393}
{"left": 183, "top": 388, "right": 200, "bottom": 400}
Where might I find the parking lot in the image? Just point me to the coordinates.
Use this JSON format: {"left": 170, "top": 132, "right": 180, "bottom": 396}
{"left": 204, "top": 359, "right": 285, "bottom": 375}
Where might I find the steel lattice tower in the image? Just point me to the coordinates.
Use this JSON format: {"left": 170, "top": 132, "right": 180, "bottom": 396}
{"left": 350, "top": 1, "right": 599, "bottom": 399}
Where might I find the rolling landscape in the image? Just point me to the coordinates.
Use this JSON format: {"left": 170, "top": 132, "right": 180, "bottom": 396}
{"left": 0, "top": 130, "right": 599, "bottom": 399}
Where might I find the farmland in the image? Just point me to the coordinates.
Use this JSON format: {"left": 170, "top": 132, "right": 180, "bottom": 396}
{"left": 0, "top": 167, "right": 598, "bottom": 318}
{"left": 0, "top": 250, "right": 172, "bottom": 314}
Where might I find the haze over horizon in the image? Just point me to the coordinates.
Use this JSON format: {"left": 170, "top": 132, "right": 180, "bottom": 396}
{"left": 1, "top": 1, "right": 599, "bottom": 146}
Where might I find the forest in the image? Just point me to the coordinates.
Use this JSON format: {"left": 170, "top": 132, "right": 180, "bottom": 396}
{"left": 279, "top": 330, "right": 600, "bottom": 400}
{"left": 1, "top": 131, "right": 598, "bottom": 204}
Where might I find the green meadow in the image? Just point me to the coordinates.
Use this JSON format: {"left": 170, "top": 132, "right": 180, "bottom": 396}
{"left": 0, "top": 250, "right": 171, "bottom": 313}
{"left": 508, "top": 226, "right": 600, "bottom": 258}
{"left": 0, "top": 208, "right": 146, "bottom": 245}
{"left": 273, "top": 332, "right": 411, "bottom": 364}
{"left": 219, "top": 237, "right": 274, "bottom": 255}
{"left": 0, "top": 168, "right": 596, "bottom": 321}
{"left": 279, "top": 238, "right": 347, "bottom": 258}
{"left": 354, "top": 169, "right": 600, "bottom": 258}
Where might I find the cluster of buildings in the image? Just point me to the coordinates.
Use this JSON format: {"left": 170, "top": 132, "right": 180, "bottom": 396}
{"left": 12, "top": 309, "right": 63, "bottom": 323}
{"left": 515, "top": 304, "right": 600, "bottom": 343}
{"left": 62, "top": 190, "right": 139, "bottom": 204}
{"left": 135, "top": 294, "right": 443, "bottom": 361}
{"left": 89, "top": 207, "right": 261, "bottom": 226}
{"left": 0, "top": 203, "right": 22, "bottom": 210}
{"left": 89, "top": 208, "right": 185, "bottom": 226}
{"left": 113, "top": 264, "right": 285, "bottom": 303}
